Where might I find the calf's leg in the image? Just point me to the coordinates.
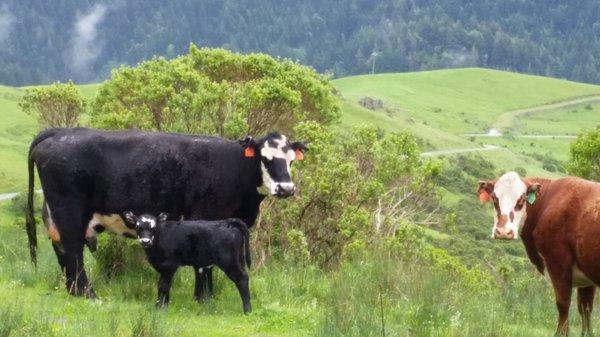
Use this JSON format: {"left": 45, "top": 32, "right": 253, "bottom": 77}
{"left": 194, "top": 267, "right": 208, "bottom": 301}
{"left": 221, "top": 263, "right": 251, "bottom": 314}
{"left": 156, "top": 269, "right": 176, "bottom": 308}
{"left": 577, "top": 286, "right": 595, "bottom": 337}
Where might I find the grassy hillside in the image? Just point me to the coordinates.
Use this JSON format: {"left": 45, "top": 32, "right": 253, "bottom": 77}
{"left": 335, "top": 67, "right": 600, "bottom": 134}
{"left": 334, "top": 67, "right": 600, "bottom": 177}
{"left": 0, "top": 86, "right": 35, "bottom": 193}
{"left": 0, "top": 68, "right": 598, "bottom": 336}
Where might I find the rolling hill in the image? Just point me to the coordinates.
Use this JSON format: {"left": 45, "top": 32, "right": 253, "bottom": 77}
{"left": 334, "top": 67, "right": 600, "bottom": 176}
{"left": 0, "top": 68, "right": 598, "bottom": 336}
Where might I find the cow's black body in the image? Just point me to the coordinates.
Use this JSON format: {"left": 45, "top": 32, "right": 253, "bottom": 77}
{"left": 26, "top": 127, "right": 267, "bottom": 297}
{"left": 136, "top": 217, "right": 251, "bottom": 313}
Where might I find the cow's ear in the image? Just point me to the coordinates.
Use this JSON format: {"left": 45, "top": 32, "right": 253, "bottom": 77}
{"left": 157, "top": 213, "right": 169, "bottom": 223}
{"left": 477, "top": 180, "right": 495, "bottom": 203}
{"left": 526, "top": 182, "right": 541, "bottom": 205}
{"left": 123, "top": 211, "right": 138, "bottom": 228}
{"left": 291, "top": 141, "right": 308, "bottom": 161}
{"left": 239, "top": 135, "right": 256, "bottom": 158}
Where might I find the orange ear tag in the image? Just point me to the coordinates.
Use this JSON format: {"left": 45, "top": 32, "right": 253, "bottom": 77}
{"left": 479, "top": 191, "right": 491, "bottom": 203}
{"left": 244, "top": 147, "right": 255, "bottom": 158}
{"left": 295, "top": 149, "right": 304, "bottom": 161}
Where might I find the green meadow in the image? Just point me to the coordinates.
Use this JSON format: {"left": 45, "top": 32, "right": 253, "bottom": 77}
{"left": 334, "top": 67, "right": 600, "bottom": 177}
{"left": 0, "top": 68, "right": 599, "bottom": 335}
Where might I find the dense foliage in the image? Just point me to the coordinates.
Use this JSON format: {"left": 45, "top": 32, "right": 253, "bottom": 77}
{"left": 3, "top": 0, "right": 600, "bottom": 85}
{"left": 19, "top": 82, "right": 85, "bottom": 128}
{"left": 256, "top": 123, "right": 440, "bottom": 265}
{"left": 91, "top": 47, "right": 442, "bottom": 267}
{"left": 91, "top": 46, "right": 340, "bottom": 138}
{"left": 567, "top": 128, "right": 600, "bottom": 181}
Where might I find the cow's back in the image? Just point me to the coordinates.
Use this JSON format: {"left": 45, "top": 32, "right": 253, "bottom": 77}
{"left": 31, "top": 128, "right": 259, "bottom": 220}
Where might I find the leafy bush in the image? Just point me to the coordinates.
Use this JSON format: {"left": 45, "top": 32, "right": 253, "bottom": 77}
{"left": 528, "top": 152, "right": 566, "bottom": 174}
{"left": 91, "top": 45, "right": 340, "bottom": 138}
{"left": 567, "top": 129, "right": 600, "bottom": 180}
{"left": 256, "top": 123, "right": 440, "bottom": 266}
{"left": 19, "top": 81, "right": 85, "bottom": 128}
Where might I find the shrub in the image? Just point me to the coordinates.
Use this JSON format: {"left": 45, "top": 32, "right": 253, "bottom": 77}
{"left": 19, "top": 81, "right": 85, "bottom": 128}
{"left": 567, "top": 129, "right": 600, "bottom": 180}
{"left": 91, "top": 45, "right": 340, "bottom": 138}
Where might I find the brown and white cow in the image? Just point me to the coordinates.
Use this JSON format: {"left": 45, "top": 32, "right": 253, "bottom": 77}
{"left": 478, "top": 171, "right": 600, "bottom": 336}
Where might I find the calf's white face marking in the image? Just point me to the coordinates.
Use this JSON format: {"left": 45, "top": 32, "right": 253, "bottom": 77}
{"left": 139, "top": 215, "right": 156, "bottom": 228}
{"left": 259, "top": 135, "right": 297, "bottom": 196}
{"left": 491, "top": 171, "right": 528, "bottom": 240}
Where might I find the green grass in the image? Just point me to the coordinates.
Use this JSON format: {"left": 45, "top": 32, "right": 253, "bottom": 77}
{"left": 0, "top": 86, "right": 36, "bottom": 193}
{"left": 334, "top": 67, "right": 600, "bottom": 134}
{"left": 516, "top": 103, "right": 600, "bottom": 135}
{"left": 0, "top": 68, "right": 599, "bottom": 336}
{"left": 1, "top": 199, "right": 596, "bottom": 337}
{"left": 334, "top": 67, "right": 600, "bottom": 177}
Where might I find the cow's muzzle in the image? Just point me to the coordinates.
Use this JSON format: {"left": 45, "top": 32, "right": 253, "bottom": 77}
{"left": 139, "top": 238, "right": 153, "bottom": 248}
{"left": 493, "top": 227, "right": 515, "bottom": 240}
{"left": 274, "top": 183, "right": 295, "bottom": 198}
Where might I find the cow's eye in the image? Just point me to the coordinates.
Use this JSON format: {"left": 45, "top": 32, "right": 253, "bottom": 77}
{"left": 514, "top": 196, "right": 526, "bottom": 211}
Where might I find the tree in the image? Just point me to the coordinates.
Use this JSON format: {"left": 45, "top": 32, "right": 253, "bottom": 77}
{"left": 19, "top": 81, "right": 85, "bottom": 128}
{"left": 567, "top": 129, "right": 600, "bottom": 181}
{"left": 91, "top": 45, "right": 340, "bottom": 139}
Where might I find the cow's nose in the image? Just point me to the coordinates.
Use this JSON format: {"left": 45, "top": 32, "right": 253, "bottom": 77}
{"left": 494, "top": 228, "right": 515, "bottom": 240}
{"left": 139, "top": 238, "right": 153, "bottom": 247}
{"left": 275, "top": 184, "right": 295, "bottom": 198}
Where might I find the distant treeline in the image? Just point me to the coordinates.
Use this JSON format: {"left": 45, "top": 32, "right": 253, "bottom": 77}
{"left": 1, "top": 0, "right": 600, "bottom": 85}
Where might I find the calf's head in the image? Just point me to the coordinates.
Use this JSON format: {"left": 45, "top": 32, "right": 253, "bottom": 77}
{"left": 240, "top": 133, "right": 307, "bottom": 198}
{"left": 478, "top": 171, "right": 540, "bottom": 240}
{"left": 123, "top": 212, "right": 168, "bottom": 248}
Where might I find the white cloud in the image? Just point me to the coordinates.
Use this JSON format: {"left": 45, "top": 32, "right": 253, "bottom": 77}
{"left": 69, "top": 4, "right": 108, "bottom": 75}
{"left": 0, "top": 4, "right": 15, "bottom": 46}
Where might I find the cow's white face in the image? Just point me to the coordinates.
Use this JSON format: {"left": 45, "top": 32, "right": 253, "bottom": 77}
{"left": 241, "top": 133, "right": 307, "bottom": 198}
{"left": 478, "top": 171, "right": 540, "bottom": 240}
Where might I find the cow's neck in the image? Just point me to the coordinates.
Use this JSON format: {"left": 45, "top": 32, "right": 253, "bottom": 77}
{"left": 521, "top": 177, "right": 553, "bottom": 233}
{"left": 520, "top": 177, "right": 553, "bottom": 274}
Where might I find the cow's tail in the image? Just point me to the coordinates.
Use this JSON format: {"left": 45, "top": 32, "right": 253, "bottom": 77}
{"left": 26, "top": 128, "right": 60, "bottom": 267}
{"left": 230, "top": 218, "right": 251, "bottom": 268}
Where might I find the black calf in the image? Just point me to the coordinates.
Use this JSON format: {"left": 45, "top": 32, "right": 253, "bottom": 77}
{"left": 123, "top": 212, "right": 252, "bottom": 314}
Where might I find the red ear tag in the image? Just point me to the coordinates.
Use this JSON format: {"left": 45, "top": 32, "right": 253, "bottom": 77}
{"left": 295, "top": 149, "right": 304, "bottom": 161}
{"left": 479, "top": 191, "right": 491, "bottom": 203}
{"left": 244, "top": 147, "right": 255, "bottom": 158}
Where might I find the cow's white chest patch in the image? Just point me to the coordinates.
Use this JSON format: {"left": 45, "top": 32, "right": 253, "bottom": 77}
{"left": 87, "top": 213, "right": 136, "bottom": 238}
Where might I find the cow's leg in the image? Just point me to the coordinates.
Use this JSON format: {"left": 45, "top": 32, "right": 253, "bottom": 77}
{"left": 156, "top": 268, "right": 176, "bottom": 308}
{"left": 193, "top": 267, "right": 207, "bottom": 301}
{"left": 51, "top": 242, "right": 67, "bottom": 271}
{"left": 206, "top": 266, "right": 214, "bottom": 294}
{"left": 62, "top": 240, "right": 96, "bottom": 298}
{"left": 577, "top": 286, "right": 595, "bottom": 337}
{"left": 546, "top": 263, "right": 573, "bottom": 336}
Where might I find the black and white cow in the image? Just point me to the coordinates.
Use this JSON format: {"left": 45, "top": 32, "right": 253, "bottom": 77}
{"left": 123, "top": 212, "right": 251, "bottom": 313}
{"left": 25, "top": 127, "right": 307, "bottom": 297}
